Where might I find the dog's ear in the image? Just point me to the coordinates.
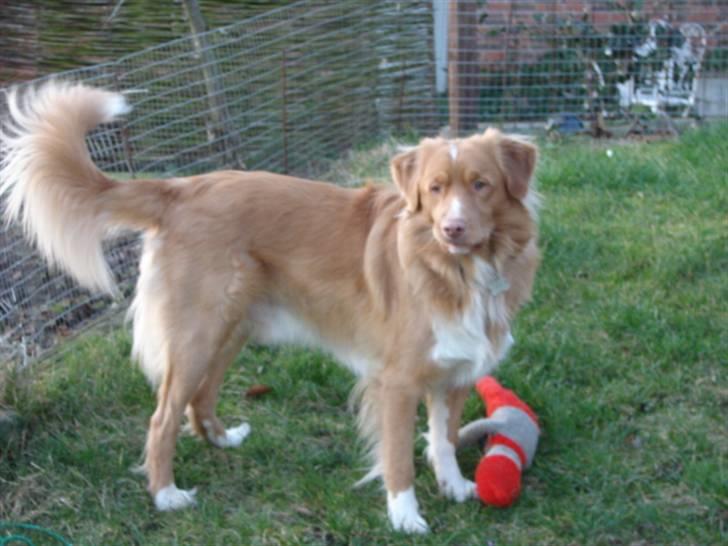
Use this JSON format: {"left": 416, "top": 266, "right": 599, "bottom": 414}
{"left": 495, "top": 135, "right": 538, "bottom": 200}
{"left": 390, "top": 148, "right": 420, "bottom": 213}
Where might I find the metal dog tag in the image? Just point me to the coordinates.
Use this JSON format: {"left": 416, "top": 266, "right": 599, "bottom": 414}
{"left": 489, "top": 274, "right": 510, "bottom": 296}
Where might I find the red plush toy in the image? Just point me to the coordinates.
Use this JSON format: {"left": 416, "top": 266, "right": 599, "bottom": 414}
{"left": 458, "top": 376, "right": 540, "bottom": 507}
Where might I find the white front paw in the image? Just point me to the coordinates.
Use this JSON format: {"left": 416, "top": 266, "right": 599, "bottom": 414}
{"left": 387, "top": 487, "right": 430, "bottom": 534}
{"left": 426, "top": 442, "right": 475, "bottom": 502}
{"left": 154, "top": 484, "right": 197, "bottom": 511}
{"left": 439, "top": 476, "right": 476, "bottom": 503}
{"left": 392, "top": 511, "right": 430, "bottom": 534}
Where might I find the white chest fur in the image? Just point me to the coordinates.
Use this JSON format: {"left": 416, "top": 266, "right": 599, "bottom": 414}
{"left": 431, "top": 258, "right": 513, "bottom": 386}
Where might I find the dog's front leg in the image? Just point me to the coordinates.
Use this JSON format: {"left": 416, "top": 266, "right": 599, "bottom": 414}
{"left": 381, "top": 383, "right": 429, "bottom": 534}
{"left": 425, "top": 386, "right": 476, "bottom": 502}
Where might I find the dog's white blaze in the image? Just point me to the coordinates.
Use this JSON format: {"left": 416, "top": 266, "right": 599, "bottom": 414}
{"left": 425, "top": 392, "right": 476, "bottom": 502}
{"left": 154, "top": 484, "right": 197, "bottom": 511}
{"left": 446, "top": 197, "right": 464, "bottom": 222}
{"left": 449, "top": 141, "right": 458, "bottom": 161}
{"left": 431, "top": 258, "right": 512, "bottom": 386}
{"left": 444, "top": 198, "right": 466, "bottom": 255}
{"left": 387, "top": 486, "right": 429, "bottom": 534}
{"left": 250, "top": 304, "right": 377, "bottom": 377}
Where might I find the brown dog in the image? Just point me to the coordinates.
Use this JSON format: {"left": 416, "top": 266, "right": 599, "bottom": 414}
{"left": 0, "top": 82, "right": 540, "bottom": 533}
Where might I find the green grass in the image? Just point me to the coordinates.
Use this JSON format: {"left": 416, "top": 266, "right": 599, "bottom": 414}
{"left": 2, "top": 124, "right": 727, "bottom": 545}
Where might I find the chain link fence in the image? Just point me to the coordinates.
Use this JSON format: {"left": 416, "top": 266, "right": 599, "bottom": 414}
{"left": 1, "top": 0, "right": 726, "bottom": 366}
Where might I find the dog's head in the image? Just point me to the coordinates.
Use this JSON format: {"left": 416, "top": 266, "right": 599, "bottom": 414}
{"left": 391, "top": 129, "right": 538, "bottom": 259}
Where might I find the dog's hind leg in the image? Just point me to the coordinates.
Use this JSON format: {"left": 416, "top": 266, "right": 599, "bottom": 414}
{"left": 144, "top": 302, "right": 247, "bottom": 509}
{"left": 145, "top": 329, "right": 216, "bottom": 511}
{"left": 143, "top": 252, "right": 261, "bottom": 510}
{"left": 184, "top": 257, "right": 263, "bottom": 449}
{"left": 186, "top": 328, "right": 250, "bottom": 449}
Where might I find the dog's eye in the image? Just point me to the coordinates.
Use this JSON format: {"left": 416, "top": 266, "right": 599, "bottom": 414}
{"left": 430, "top": 184, "right": 442, "bottom": 194}
{"left": 473, "top": 180, "right": 490, "bottom": 191}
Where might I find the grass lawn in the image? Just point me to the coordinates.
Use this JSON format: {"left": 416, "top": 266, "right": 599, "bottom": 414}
{"left": 1, "top": 124, "right": 726, "bottom": 545}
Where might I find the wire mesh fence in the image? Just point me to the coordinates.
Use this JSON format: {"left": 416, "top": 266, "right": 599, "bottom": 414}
{"left": 443, "top": 0, "right": 727, "bottom": 135}
{"left": 0, "top": 1, "right": 308, "bottom": 82}
{"left": 0, "top": 0, "right": 435, "bottom": 365}
{"left": 1, "top": 0, "right": 726, "bottom": 366}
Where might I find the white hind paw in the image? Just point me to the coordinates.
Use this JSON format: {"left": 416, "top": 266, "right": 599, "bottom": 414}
{"left": 206, "top": 421, "right": 251, "bottom": 448}
{"left": 154, "top": 484, "right": 197, "bottom": 511}
{"left": 219, "top": 422, "right": 251, "bottom": 448}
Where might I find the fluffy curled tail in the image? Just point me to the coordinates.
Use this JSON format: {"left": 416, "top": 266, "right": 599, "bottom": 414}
{"left": 0, "top": 81, "right": 173, "bottom": 296}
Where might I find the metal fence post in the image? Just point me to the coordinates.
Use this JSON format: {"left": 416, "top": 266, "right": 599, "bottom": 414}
{"left": 181, "top": 0, "right": 244, "bottom": 170}
{"left": 280, "top": 49, "right": 289, "bottom": 175}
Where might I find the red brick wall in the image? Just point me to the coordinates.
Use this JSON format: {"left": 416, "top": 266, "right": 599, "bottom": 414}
{"left": 472, "top": 0, "right": 727, "bottom": 69}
